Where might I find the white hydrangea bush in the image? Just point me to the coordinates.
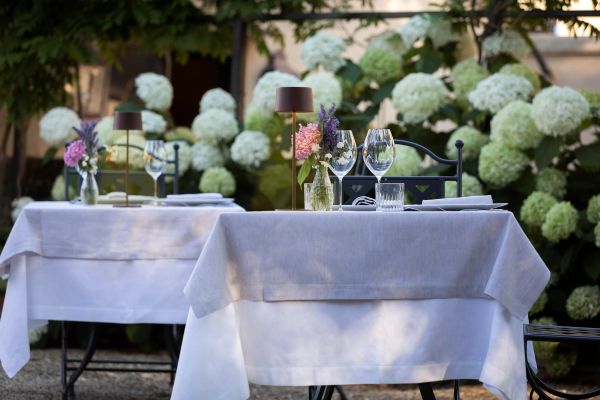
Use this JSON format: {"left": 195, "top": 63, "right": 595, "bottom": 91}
{"left": 135, "top": 72, "right": 173, "bottom": 111}
{"left": 392, "top": 73, "right": 448, "bottom": 124}
{"left": 141, "top": 110, "right": 168, "bottom": 134}
{"left": 249, "top": 71, "right": 301, "bottom": 117}
{"left": 300, "top": 33, "right": 347, "bottom": 72}
{"left": 469, "top": 73, "right": 533, "bottom": 114}
{"left": 200, "top": 88, "right": 236, "bottom": 115}
{"left": 39, "top": 107, "right": 80, "bottom": 147}
{"left": 531, "top": 86, "right": 590, "bottom": 137}
{"left": 230, "top": 130, "right": 270, "bottom": 170}
{"left": 191, "top": 109, "right": 238, "bottom": 144}
{"left": 302, "top": 73, "right": 343, "bottom": 117}
{"left": 191, "top": 141, "right": 225, "bottom": 172}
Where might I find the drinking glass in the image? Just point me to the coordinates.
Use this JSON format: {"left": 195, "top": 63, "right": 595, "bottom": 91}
{"left": 376, "top": 183, "right": 404, "bottom": 212}
{"left": 363, "top": 128, "right": 396, "bottom": 183}
{"left": 329, "top": 130, "right": 357, "bottom": 211}
{"left": 144, "top": 140, "right": 167, "bottom": 203}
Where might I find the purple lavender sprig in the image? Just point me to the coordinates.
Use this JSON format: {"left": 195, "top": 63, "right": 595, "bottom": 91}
{"left": 318, "top": 103, "right": 339, "bottom": 152}
{"left": 73, "top": 121, "right": 99, "bottom": 154}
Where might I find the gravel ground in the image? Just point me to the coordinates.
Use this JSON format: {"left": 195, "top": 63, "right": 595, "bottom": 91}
{"left": 0, "top": 349, "right": 592, "bottom": 399}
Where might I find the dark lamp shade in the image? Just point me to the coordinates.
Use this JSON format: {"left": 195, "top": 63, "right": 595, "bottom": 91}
{"left": 114, "top": 111, "right": 143, "bottom": 130}
{"left": 274, "top": 87, "right": 314, "bottom": 113}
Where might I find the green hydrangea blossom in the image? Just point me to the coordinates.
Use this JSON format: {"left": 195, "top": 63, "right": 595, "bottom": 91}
{"left": 445, "top": 173, "right": 484, "bottom": 198}
{"left": 244, "top": 106, "right": 285, "bottom": 138}
{"left": 367, "top": 30, "right": 406, "bottom": 61}
{"left": 586, "top": 195, "right": 600, "bottom": 224}
{"left": 530, "top": 291, "right": 548, "bottom": 315}
{"left": 536, "top": 168, "right": 567, "bottom": 199}
{"left": 258, "top": 163, "right": 292, "bottom": 210}
{"left": 490, "top": 100, "right": 543, "bottom": 150}
{"left": 359, "top": 47, "right": 402, "bottom": 85}
{"left": 541, "top": 202, "right": 579, "bottom": 242}
{"left": 500, "top": 64, "right": 541, "bottom": 93}
{"left": 531, "top": 316, "right": 559, "bottom": 359}
{"left": 478, "top": 142, "right": 529, "bottom": 188}
{"left": 580, "top": 88, "right": 600, "bottom": 118}
{"left": 392, "top": 73, "right": 448, "bottom": 125}
{"left": 544, "top": 351, "right": 577, "bottom": 378}
{"left": 165, "top": 127, "right": 197, "bottom": 144}
{"left": 450, "top": 60, "right": 489, "bottom": 104}
{"left": 595, "top": 222, "right": 600, "bottom": 248}
{"left": 520, "top": 192, "right": 558, "bottom": 227}
{"left": 566, "top": 285, "right": 600, "bottom": 320}
{"left": 446, "top": 126, "right": 488, "bottom": 161}
{"left": 386, "top": 145, "right": 423, "bottom": 176}
{"left": 199, "top": 167, "right": 236, "bottom": 196}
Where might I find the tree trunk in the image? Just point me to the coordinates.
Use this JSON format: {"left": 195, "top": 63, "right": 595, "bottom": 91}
{"left": 8, "top": 120, "right": 29, "bottom": 199}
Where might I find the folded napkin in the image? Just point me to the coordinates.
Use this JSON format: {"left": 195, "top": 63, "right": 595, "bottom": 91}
{"left": 166, "top": 193, "right": 223, "bottom": 200}
{"left": 423, "top": 195, "right": 493, "bottom": 205}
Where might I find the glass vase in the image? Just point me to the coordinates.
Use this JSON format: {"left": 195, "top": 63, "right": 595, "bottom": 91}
{"left": 79, "top": 171, "right": 99, "bottom": 205}
{"left": 310, "top": 163, "right": 334, "bottom": 211}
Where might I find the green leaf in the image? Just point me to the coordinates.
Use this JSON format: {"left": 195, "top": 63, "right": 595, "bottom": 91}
{"left": 535, "top": 137, "right": 560, "bottom": 169}
{"left": 297, "top": 160, "right": 312, "bottom": 187}
{"left": 416, "top": 50, "right": 443, "bottom": 73}
{"left": 336, "top": 61, "right": 362, "bottom": 84}
{"left": 576, "top": 143, "right": 600, "bottom": 168}
{"left": 583, "top": 248, "right": 600, "bottom": 281}
{"left": 372, "top": 81, "right": 395, "bottom": 104}
{"left": 42, "top": 146, "right": 58, "bottom": 165}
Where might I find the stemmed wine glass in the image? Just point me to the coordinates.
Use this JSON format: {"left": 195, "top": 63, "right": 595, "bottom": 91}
{"left": 363, "top": 128, "right": 396, "bottom": 183}
{"left": 144, "top": 140, "right": 167, "bottom": 204}
{"left": 329, "top": 130, "right": 357, "bottom": 211}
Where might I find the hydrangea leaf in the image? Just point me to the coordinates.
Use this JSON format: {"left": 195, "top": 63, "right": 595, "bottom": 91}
{"left": 336, "top": 61, "right": 362, "bottom": 84}
{"left": 583, "top": 249, "right": 600, "bottom": 281}
{"left": 416, "top": 49, "right": 443, "bottom": 73}
{"left": 576, "top": 143, "right": 600, "bottom": 168}
{"left": 535, "top": 136, "right": 561, "bottom": 170}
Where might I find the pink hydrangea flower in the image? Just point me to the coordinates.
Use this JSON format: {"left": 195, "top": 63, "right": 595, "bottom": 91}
{"left": 295, "top": 123, "right": 321, "bottom": 160}
{"left": 63, "top": 140, "right": 86, "bottom": 167}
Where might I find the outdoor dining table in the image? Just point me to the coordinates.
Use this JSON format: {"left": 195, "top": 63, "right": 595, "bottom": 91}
{"left": 171, "top": 210, "right": 550, "bottom": 400}
{"left": 0, "top": 201, "right": 244, "bottom": 378}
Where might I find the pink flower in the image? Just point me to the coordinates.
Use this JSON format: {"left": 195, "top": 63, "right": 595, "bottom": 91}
{"left": 63, "top": 140, "right": 86, "bottom": 167}
{"left": 295, "top": 123, "right": 321, "bottom": 160}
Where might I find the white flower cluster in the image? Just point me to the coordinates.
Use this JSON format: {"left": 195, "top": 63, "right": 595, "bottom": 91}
{"left": 39, "top": 107, "right": 80, "bottom": 147}
{"left": 399, "top": 14, "right": 430, "bottom": 47}
{"left": 135, "top": 73, "right": 173, "bottom": 111}
{"left": 95, "top": 116, "right": 115, "bottom": 146}
{"left": 191, "top": 109, "right": 238, "bottom": 144}
{"left": 427, "top": 16, "right": 459, "bottom": 48}
{"left": 11, "top": 197, "right": 33, "bottom": 222}
{"left": 249, "top": 71, "right": 301, "bottom": 117}
{"left": 165, "top": 141, "right": 193, "bottom": 177}
{"left": 367, "top": 30, "right": 407, "bottom": 60}
{"left": 392, "top": 73, "right": 448, "bottom": 124}
{"left": 191, "top": 141, "right": 224, "bottom": 172}
{"left": 141, "top": 110, "right": 167, "bottom": 134}
{"left": 482, "top": 30, "right": 530, "bottom": 60}
{"left": 300, "top": 33, "right": 347, "bottom": 72}
{"left": 490, "top": 100, "right": 543, "bottom": 150}
{"left": 51, "top": 175, "right": 76, "bottom": 201}
{"left": 200, "top": 88, "right": 236, "bottom": 115}
{"left": 468, "top": 73, "right": 533, "bottom": 114}
{"left": 301, "top": 73, "right": 342, "bottom": 118}
{"left": 110, "top": 133, "right": 146, "bottom": 169}
{"left": 531, "top": 86, "right": 590, "bottom": 137}
{"left": 230, "top": 130, "right": 270, "bottom": 169}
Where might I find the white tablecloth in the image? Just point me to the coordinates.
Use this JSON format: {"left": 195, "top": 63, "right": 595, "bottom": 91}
{"left": 0, "top": 201, "right": 243, "bottom": 378}
{"left": 174, "top": 211, "right": 549, "bottom": 400}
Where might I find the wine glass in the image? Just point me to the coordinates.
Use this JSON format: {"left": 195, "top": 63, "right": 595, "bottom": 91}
{"left": 144, "top": 140, "right": 167, "bottom": 203}
{"left": 329, "top": 130, "right": 357, "bottom": 211}
{"left": 363, "top": 128, "right": 396, "bottom": 184}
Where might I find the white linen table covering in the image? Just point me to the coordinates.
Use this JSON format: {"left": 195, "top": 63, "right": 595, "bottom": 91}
{"left": 184, "top": 211, "right": 549, "bottom": 320}
{"left": 0, "top": 201, "right": 243, "bottom": 378}
{"left": 174, "top": 210, "right": 549, "bottom": 400}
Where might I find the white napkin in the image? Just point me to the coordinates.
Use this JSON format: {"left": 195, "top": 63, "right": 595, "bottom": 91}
{"left": 166, "top": 193, "right": 223, "bottom": 200}
{"left": 422, "top": 195, "right": 493, "bottom": 205}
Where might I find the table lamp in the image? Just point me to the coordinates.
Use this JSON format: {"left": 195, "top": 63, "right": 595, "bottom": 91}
{"left": 274, "top": 87, "right": 314, "bottom": 210}
{"left": 113, "top": 111, "right": 142, "bottom": 207}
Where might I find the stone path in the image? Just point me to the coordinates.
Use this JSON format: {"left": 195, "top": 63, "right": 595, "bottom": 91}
{"left": 0, "top": 349, "right": 589, "bottom": 399}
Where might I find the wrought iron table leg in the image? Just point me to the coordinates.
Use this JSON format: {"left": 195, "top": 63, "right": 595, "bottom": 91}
{"left": 61, "top": 322, "right": 68, "bottom": 400}
{"left": 62, "top": 323, "right": 98, "bottom": 399}
{"left": 419, "top": 383, "right": 437, "bottom": 400}
{"left": 334, "top": 385, "right": 347, "bottom": 399}
{"left": 453, "top": 380, "right": 460, "bottom": 400}
{"left": 163, "top": 324, "right": 180, "bottom": 384}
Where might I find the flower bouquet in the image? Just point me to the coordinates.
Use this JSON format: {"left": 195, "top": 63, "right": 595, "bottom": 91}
{"left": 63, "top": 121, "right": 104, "bottom": 205}
{"left": 296, "top": 104, "right": 340, "bottom": 211}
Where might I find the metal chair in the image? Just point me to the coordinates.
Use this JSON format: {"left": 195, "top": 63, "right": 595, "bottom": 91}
{"left": 60, "top": 140, "right": 181, "bottom": 400}
{"left": 341, "top": 139, "right": 464, "bottom": 205}
{"left": 313, "top": 139, "right": 464, "bottom": 400}
{"left": 64, "top": 141, "right": 180, "bottom": 200}
{"left": 524, "top": 324, "right": 600, "bottom": 399}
